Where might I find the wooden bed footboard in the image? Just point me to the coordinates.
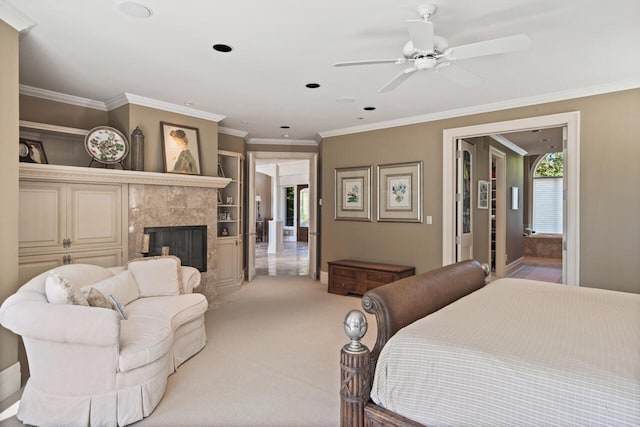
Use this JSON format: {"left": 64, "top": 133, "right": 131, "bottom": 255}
{"left": 340, "top": 260, "right": 488, "bottom": 427}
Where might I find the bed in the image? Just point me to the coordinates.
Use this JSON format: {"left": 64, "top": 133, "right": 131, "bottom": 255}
{"left": 340, "top": 260, "right": 640, "bottom": 427}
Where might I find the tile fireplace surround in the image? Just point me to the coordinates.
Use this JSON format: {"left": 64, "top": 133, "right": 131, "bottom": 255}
{"left": 19, "top": 163, "right": 230, "bottom": 302}
{"left": 129, "top": 184, "right": 219, "bottom": 301}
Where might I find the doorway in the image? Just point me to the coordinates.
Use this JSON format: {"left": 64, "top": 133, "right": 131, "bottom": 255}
{"left": 247, "top": 152, "right": 318, "bottom": 281}
{"left": 443, "top": 112, "right": 580, "bottom": 285}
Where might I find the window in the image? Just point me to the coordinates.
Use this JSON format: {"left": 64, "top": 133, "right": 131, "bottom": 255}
{"left": 299, "top": 188, "right": 309, "bottom": 227}
{"left": 532, "top": 152, "right": 563, "bottom": 234}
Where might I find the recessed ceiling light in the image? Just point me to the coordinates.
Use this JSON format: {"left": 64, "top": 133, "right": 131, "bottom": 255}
{"left": 282, "top": 134, "right": 291, "bottom": 138}
{"left": 117, "top": 1, "right": 153, "bottom": 18}
{"left": 363, "top": 106, "right": 376, "bottom": 111}
{"left": 305, "top": 83, "right": 320, "bottom": 89}
{"left": 280, "top": 125, "right": 290, "bottom": 129}
{"left": 356, "top": 117, "right": 364, "bottom": 120}
{"left": 184, "top": 102, "right": 193, "bottom": 107}
{"left": 213, "top": 44, "right": 233, "bottom": 53}
{"left": 531, "top": 129, "right": 541, "bottom": 133}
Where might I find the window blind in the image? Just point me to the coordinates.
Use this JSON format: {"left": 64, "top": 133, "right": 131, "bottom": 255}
{"left": 532, "top": 177, "right": 563, "bottom": 234}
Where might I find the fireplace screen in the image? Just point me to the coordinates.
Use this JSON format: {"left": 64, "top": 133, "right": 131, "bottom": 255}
{"left": 143, "top": 225, "right": 207, "bottom": 272}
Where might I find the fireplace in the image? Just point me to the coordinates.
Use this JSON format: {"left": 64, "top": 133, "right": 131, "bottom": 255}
{"left": 143, "top": 225, "right": 207, "bottom": 272}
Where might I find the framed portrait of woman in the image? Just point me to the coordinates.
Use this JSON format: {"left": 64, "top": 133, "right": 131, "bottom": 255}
{"left": 160, "top": 122, "right": 202, "bottom": 175}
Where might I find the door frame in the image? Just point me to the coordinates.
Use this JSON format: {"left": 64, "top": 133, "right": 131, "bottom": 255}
{"left": 489, "top": 146, "right": 507, "bottom": 277}
{"left": 442, "top": 111, "right": 580, "bottom": 285}
{"left": 247, "top": 151, "right": 318, "bottom": 281}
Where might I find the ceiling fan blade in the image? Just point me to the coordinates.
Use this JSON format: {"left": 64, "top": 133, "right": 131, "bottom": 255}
{"left": 444, "top": 34, "right": 531, "bottom": 60}
{"left": 378, "top": 67, "right": 417, "bottom": 93}
{"left": 436, "top": 63, "right": 482, "bottom": 88}
{"left": 334, "top": 59, "right": 405, "bottom": 67}
{"left": 406, "top": 19, "right": 434, "bottom": 52}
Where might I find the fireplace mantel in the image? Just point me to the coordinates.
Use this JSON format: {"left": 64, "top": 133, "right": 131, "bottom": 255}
{"left": 19, "top": 163, "right": 231, "bottom": 189}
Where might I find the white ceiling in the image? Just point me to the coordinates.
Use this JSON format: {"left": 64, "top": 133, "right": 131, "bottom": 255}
{"left": 6, "top": 0, "right": 640, "bottom": 144}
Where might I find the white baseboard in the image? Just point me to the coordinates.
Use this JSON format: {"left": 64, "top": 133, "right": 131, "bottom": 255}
{"left": 505, "top": 257, "right": 524, "bottom": 276}
{"left": 320, "top": 270, "right": 328, "bottom": 285}
{"left": 0, "top": 362, "right": 20, "bottom": 402}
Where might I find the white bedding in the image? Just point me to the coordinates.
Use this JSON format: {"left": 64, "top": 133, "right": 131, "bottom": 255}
{"left": 370, "top": 278, "right": 640, "bottom": 426}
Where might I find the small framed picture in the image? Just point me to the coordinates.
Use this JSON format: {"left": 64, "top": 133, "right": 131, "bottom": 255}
{"left": 19, "top": 138, "right": 48, "bottom": 164}
{"left": 160, "top": 122, "right": 201, "bottom": 175}
{"left": 335, "top": 166, "right": 372, "bottom": 221}
{"left": 226, "top": 196, "right": 233, "bottom": 205}
{"left": 478, "top": 180, "right": 489, "bottom": 209}
{"left": 377, "top": 161, "right": 423, "bottom": 222}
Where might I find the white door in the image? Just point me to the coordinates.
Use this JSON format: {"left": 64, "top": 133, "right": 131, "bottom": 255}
{"left": 561, "top": 126, "right": 568, "bottom": 282}
{"left": 456, "top": 139, "right": 474, "bottom": 261}
{"left": 246, "top": 153, "right": 257, "bottom": 281}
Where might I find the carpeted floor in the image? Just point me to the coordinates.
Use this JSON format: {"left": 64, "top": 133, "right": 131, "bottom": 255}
{"left": 0, "top": 276, "right": 375, "bottom": 426}
{"left": 135, "top": 276, "right": 375, "bottom": 427}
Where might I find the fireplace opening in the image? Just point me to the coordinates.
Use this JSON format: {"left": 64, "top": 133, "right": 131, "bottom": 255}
{"left": 143, "top": 225, "right": 207, "bottom": 272}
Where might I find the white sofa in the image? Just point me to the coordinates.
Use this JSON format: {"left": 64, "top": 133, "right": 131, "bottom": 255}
{"left": 0, "top": 256, "right": 208, "bottom": 427}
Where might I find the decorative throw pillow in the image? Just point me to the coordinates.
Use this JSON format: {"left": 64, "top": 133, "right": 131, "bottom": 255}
{"left": 80, "top": 270, "right": 140, "bottom": 306}
{"left": 84, "top": 287, "right": 112, "bottom": 309}
{"left": 45, "top": 272, "right": 89, "bottom": 306}
{"left": 127, "top": 256, "right": 183, "bottom": 297}
{"left": 109, "top": 295, "right": 128, "bottom": 320}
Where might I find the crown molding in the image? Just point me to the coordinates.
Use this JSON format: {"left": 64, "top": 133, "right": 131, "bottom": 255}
{"left": 318, "top": 78, "right": 640, "bottom": 139}
{"left": 218, "top": 127, "right": 248, "bottom": 138}
{"left": 0, "top": 0, "right": 35, "bottom": 32}
{"left": 106, "top": 93, "right": 226, "bottom": 122}
{"left": 489, "top": 135, "right": 528, "bottom": 156}
{"left": 20, "top": 84, "right": 108, "bottom": 111}
{"left": 247, "top": 137, "right": 318, "bottom": 146}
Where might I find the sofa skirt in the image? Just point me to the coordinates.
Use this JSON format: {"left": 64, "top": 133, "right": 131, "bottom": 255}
{"left": 18, "top": 353, "right": 171, "bottom": 427}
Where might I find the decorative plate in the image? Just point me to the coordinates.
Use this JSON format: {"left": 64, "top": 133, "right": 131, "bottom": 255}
{"left": 84, "top": 126, "right": 129, "bottom": 164}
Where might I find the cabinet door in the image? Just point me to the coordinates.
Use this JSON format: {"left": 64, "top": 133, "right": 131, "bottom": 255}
{"left": 68, "top": 248, "right": 122, "bottom": 268}
{"left": 18, "top": 249, "right": 123, "bottom": 285}
{"left": 19, "top": 182, "right": 66, "bottom": 253}
{"left": 217, "top": 238, "right": 239, "bottom": 288}
{"left": 18, "top": 253, "right": 65, "bottom": 285}
{"left": 236, "top": 236, "right": 244, "bottom": 282}
{"left": 67, "top": 184, "right": 123, "bottom": 249}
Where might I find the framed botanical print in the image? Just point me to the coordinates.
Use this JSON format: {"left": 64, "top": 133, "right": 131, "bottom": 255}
{"left": 335, "top": 166, "right": 372, "bottom": 221}
{"left": 377, "top": 161, "right": 423, "bottom": 222}
{"left": 478, "top": 180, "right": 489, "bottom": 209}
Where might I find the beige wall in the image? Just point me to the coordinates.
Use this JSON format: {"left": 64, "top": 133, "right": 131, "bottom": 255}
{"left": 321, "top": 89, "right": 640, "bottom": 294}
{"left": 0, "top": 20, "right": 20, "bottom": 373}
{"left": 20, "top": 95, "right": 108, "bottom": 129}
{"left": 218, "top": 133, "right": 246, "bottom": 154}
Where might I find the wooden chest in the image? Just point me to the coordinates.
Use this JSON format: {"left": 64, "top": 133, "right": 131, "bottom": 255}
{"left": 328, "top": 260, "right": 415, "bottom": 296}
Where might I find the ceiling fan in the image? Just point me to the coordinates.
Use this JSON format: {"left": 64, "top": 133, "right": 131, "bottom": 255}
{"left": 334, "top": 4, "right": 532, "bottom": 93}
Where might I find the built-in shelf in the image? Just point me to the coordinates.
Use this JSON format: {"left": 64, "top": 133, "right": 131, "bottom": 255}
{"left": 19, "top": 163, "right": 231, "bottom": 189}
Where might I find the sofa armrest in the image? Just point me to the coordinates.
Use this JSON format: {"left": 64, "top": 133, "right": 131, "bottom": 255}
{"left": 181, "top": 266, "right": 202, "bottom": 293}
{"left": 0, "top": 291, "right": 120, "bottom": 346}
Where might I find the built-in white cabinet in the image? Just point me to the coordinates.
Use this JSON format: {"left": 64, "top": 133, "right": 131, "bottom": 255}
{"left": 216, "top": 150, "right": 244, "bottom": 289}
{"left": 18, "top": 181, "right": 127, "bottom": 282}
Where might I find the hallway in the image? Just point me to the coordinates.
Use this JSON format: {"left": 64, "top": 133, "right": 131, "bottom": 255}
{"left": 255, "top": 241, "right": 309, "bottom": 276}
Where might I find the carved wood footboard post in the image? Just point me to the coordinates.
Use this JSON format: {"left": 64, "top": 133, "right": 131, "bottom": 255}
{"left": 341, "top": 310, "right": 371, "bottom": 427}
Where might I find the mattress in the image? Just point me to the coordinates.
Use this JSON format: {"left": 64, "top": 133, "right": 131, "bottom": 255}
{"left": 370, "top": 278, "right": 640, "bottom": 426}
